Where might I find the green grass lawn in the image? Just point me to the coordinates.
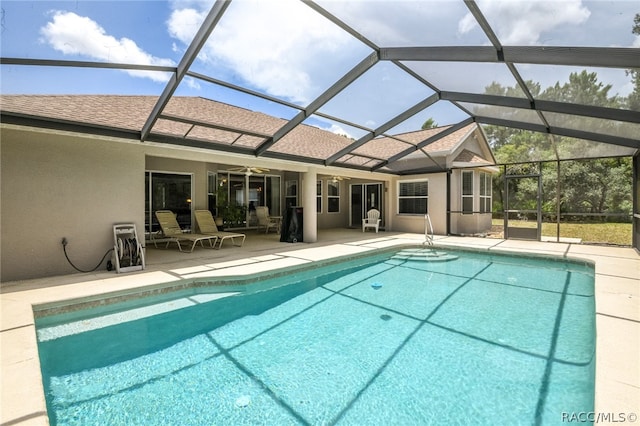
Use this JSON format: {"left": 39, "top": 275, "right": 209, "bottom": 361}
{"left": 491, "top": 219, "right": 632, "bottom": 246}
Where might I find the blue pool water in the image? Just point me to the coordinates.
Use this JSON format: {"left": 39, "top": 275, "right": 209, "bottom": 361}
{"left": 36, "top": 247, "right": 595, "bottom": 425}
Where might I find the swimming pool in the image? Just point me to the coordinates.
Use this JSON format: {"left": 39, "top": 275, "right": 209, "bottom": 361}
{"left": 36, "top": 247, "right": 595, "bottom": 425}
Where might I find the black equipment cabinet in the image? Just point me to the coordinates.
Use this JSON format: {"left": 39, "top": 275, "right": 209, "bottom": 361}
{"left": 280, "top": 206, "right": 303, "bottom": 243}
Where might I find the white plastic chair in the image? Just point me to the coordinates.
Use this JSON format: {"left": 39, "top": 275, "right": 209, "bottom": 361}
{"left": 256, "top": 206, "right": 280, "bottom": 234}
{"left": 362, "top": 209, "right": 381, "bottom": 233}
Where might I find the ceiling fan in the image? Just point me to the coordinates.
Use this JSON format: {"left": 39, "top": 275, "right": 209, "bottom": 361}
{"left": 330, "top": 176, "right": 351, "bottom": 183}
{"left": 228, "top": 166, "right": 270, "bottom": 176}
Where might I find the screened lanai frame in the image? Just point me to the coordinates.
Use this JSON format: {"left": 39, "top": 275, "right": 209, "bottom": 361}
{"left": 2, "top": 0, "right": 638, "bottom": 168}
{"left": 1, "top": 0, "right": 639, "bottom": 246}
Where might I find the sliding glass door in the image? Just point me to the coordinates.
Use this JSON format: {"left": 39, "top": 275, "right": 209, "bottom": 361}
{"left": 145, "top": 172, "right": 192, "bottom": 234}
{"left": 212, "top": 172, "right": 281, "bottom": 228}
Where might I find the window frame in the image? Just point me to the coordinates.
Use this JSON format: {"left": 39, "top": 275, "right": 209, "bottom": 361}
{"left": 397, "top": 179, "right": 429, "bottom": 215}
{"left": 207, "top": 171, "right": 217, "bottom": 214}
{"left": 461, "top": 170, "right": 474, "bottom": 214}
{"left": 285, "top": 179, "right": 298, "bottom": 209}
{"left": 327, "top": 180, "right": 340, "bottom": 213}
{"left": 479, "top": 171, "right": 492, "bottom": 214}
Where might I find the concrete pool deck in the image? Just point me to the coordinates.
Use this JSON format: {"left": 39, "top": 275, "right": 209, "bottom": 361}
{"left": 1, "top": 230, "right": 638, "bottom": 425}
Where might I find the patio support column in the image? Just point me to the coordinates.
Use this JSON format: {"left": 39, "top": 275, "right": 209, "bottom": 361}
{"left": 302, "top": 168, "right": 318, "bottom": 243}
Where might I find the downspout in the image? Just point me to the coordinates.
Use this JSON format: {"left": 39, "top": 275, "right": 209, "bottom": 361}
{"left": 446, "top": 169, "right": 451, "bottom": 235}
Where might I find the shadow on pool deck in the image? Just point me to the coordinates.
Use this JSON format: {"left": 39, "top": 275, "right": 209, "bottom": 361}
{"left": 1, "top": 230, "right": 638, "bottom": 425}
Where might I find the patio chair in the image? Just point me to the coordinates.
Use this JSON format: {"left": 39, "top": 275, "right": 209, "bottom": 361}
{"left": 154, "top": 210, "right": 218, "bottom": 252}
{"left": 256, "top": 206, "right": 280, "bottom": 234}
{"left": 194, "top": 210, "right": 246, "bottom": 249}
{"left": 362, "top": 209, "right": 381, "bottom": 233}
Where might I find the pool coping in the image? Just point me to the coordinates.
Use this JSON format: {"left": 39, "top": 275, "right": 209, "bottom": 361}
{"left": 2, "top": 234, "right": 639, "bottom": 425}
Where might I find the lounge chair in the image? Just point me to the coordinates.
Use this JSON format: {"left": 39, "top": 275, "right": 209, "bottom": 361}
{"left": 256, "top": 206, "right": 281, "bottom": 234}
{"left": 362, "top": 208, "right": 381, "bottom": 233}
{"left": 194, "top": 210, "right": 246, "bottom": 249}
{"left": 154, "top": 210, "right": 218, "bottom": 252}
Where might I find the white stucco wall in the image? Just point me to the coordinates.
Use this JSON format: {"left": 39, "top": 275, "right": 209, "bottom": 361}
{"left": 390, "top": 173, "right": 448, "bottom": 235}
{"left": 0, "top": 127, "right": 388, "bottom": 281}
{"left": 1, "top": 126, "right": 145, "bottom": 282}
{"left": 0, "top": 123, "right": 493, "bottom": 281}
{"left": 316, "top": 178, "right": 351, "bottom": 229}
{"left": 449, "top": 169, "right": 493, "bottom": 235}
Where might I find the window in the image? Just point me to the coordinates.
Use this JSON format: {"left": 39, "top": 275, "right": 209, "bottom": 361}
{"left": 398, "top": 180, "right": 428, "bottom": 214}
{"left": 207, "top": 172, "right": 217, "bottom": 214}
{"left": 285, "top": 180, "right": 298, "bottom": 209}
{"left": 480, "top": 172, "right": 492, "bottom": 213}
{"left": 327, "top": 180, "right": 340, "bottom": 213}
{"left": 462, "top": 171, "right": 474, "bottom": 214}
{"left": 317, "top": 180, "right": 322, "bottom": 213}
{"left": 145, "top": 171, "right": 192, "bottom": 233}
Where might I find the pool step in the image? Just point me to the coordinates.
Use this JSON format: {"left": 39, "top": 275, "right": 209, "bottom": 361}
{"left": 392, "top": 248, "right": 459, "bottom": 263}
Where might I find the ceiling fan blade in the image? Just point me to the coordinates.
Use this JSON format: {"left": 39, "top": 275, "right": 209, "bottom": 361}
{"left": 227, "top": 166, "right": 271, "bottom": 173}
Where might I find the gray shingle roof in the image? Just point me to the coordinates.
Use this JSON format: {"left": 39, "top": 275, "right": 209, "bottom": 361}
{"left": 1, "top": 94, "right": 491, "bottom": 173}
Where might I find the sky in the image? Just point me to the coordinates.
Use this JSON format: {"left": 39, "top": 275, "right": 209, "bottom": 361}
{"left": 1, "top": 0, "right": 638, "bottom": 136}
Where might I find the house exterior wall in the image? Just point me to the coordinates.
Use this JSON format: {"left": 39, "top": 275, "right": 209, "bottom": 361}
{"left": 1, "top": 127, "right": 145, "bottom": 282}
{"left": 0, "top": 124, "right": 494, "bottom": 282}
{"left": 315, "top": 178, "right": 350, "bottom": 229}
{"left": 0, "top": 128, "right": 368, "bottom": 281}
{"left": 457, "top": 134, "right": 486, "bottom": 161}
{"left": 389, "top": 173, "right": 448, "bottom": 235}
{"left": 449, "top": 169, "right": 493, "bottom": 235}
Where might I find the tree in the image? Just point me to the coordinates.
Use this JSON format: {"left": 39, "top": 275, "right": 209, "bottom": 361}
{"left": 552, "top": 158, "right": 632, "bottom": 218}
{"left": 421, "top": 118, "right": 437, "bottom": 129}
{"left": 626, "top": 13, "right": 640, "bottom": 111}
{"left": 484, "top": 71, "right": 632, "bottom": 218}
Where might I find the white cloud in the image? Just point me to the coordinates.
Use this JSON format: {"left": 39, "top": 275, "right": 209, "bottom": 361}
{"left": 458, "top": 0, "right": 591, "bottom": 45}
{"left": 309, "top": 122, "right": 357, "bottom": 140}
{"left": 167, "top": 7, "right": 206, "bottom": 50}
{"left": 167, "top": 0, "right": 360, "bottom": 104}
{"left": 327, "top": 124, "right": 354, "bottom": 140}
{"left": 183, "top": 76, "right": 201, "bottom": 90}
{"left": 40, "top": 11, "right": 175, "bottom": 82}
